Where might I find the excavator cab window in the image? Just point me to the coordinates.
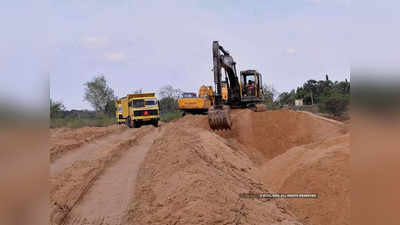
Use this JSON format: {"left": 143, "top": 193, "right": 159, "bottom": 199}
{"left": 242, "top": 74, "right": 256, "bottom": 96}
{"left": 182, "top": 92, "right": 197, "bottom": 98}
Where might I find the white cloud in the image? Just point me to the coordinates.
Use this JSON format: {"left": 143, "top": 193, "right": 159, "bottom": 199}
{"left": 81, "top": 36, "right": 108, "bottom": 48}
{"left": 286, "top": 48, "right": 297, "bottom": 55}
{"left": 104, "top": 52, "right": 125, "bottom": 62}
{"left": 308, "top": 0, "right": 321, "bottom": 4}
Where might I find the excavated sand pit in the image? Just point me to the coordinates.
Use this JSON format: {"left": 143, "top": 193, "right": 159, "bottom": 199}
{"left": 50, "top": 109, "right": 349, "bottom": 225}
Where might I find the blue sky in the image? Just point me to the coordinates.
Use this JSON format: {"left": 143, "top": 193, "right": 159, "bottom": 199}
{"left": 2, "top": 0, "right": 399, "bottom": 110}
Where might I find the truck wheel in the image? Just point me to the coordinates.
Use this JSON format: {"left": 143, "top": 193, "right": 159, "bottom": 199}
{"left": 133, "top": 120, "right": 141, "bottom": 128}
{"left": 153, "top": 119, "right": 159, "bottom": 127}
{"left": 126, "top": 117, "right": 132, "bottom": 128}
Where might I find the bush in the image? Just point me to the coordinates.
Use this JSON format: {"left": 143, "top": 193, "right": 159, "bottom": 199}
{"left": 160, "top": 111, "right": 183, "bottom": 122}
{"left": 318, "top": 93, "right": 349, "bottom": 116}
{"left": 159, "top": 97, "right": 178, "bottom": 113}
{"left": 50, "top": 114, "right": 116, "bottom": 128}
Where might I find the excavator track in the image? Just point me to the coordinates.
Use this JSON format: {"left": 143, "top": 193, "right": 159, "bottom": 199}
{"left": 208, "top": 105, "right": 232, "bottom": 130}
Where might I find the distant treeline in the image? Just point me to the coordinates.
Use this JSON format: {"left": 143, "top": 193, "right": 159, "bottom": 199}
{"left": 50, "top": 74, "right": 350, "bottom": 128}
{"left": 277, "top": 75, "right": 350, "bottom": 116}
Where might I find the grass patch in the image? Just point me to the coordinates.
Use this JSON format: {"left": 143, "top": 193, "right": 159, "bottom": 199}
{"left": 50, "top": 114, "right": 116, "bottom": 128}
{"left": 160, "top": 111, "right": 183, "bottom": 122}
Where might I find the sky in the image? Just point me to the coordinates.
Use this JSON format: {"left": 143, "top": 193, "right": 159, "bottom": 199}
{"left": 1, "top": 0, "right": 399, "bottom": 110}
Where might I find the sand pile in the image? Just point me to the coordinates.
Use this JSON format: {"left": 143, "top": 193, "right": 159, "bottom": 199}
{"left": 260, "top": 134, "right": 350, "bottom": 225}
{"left": 127, "top": 121, "right": 303, "bottom": 225}
{"left": 129, "top": 109, "right": 349, "bottom": 225}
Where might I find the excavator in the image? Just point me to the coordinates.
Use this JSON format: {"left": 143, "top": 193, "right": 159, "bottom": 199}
{"left": 208, "top": 41, "right": 265, "bottom": 130}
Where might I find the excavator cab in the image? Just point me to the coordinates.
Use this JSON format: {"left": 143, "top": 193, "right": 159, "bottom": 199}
{"left": 240, "top": 70, "right": 263, "bottom": 99}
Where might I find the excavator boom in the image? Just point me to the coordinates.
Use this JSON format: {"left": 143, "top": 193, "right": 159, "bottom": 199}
{"left": 208, "top": 41, "right": 238, "bottom": 130}
{"left": 208, "top": 41, "right": 265, "bottom": 130}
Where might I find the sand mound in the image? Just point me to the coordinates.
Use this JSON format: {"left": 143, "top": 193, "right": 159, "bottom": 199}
{"left": 127, "top": 122, "right": 303, "bottom": 225}
{"left": 130, "top": 109, "right": 349, "bottom": 225}
{"left": 260, "top": 134, "right": 350, "bottom": 225}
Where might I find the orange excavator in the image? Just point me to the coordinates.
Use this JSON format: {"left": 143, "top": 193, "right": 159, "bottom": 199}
{"left": 178, "top": 84, "right": 229, "bottom": 115}
{"left": 208, "top": 41, "right": 265, "bottom": 130}
{"left": 177, "top": 85, "right": 214, "bottom": 115}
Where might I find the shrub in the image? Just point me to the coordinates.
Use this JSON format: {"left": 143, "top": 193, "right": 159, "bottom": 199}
{"left": 160, "top": 111, "right": 183, "bottom": 122}
{"left": 50, "top": 114, "right": 116, "bottom": 128}
{"left": 319, "top": 93, "right": 349, "bottom": 116}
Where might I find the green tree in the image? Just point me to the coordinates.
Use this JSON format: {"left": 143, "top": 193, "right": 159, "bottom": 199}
{"left": 279, "top": 90, "right": 296, "bottom": 105}
{"left": 262, "top": 84, "right": 278, "bottom": 108}
{"left": 50, "top": 99, "right": 65, "bottom": 118}
{"left": 84, "top": 75, "right": 116, "bottom": 112}
{"left": 104, "top": 99, "right": 117, "bottom": 117}
{"left": 158, "top": 85, "right": 182, "bottom": 113}
{"left": 319, "top": 92, "right": 349, "bottom": 116}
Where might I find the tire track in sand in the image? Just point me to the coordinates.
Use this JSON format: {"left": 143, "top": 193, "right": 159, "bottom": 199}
{"left": 51, "top": 128, "right": 140, "bottom": 175}
{"left": 63, "top": 126, "right": 164, "bottom": 225}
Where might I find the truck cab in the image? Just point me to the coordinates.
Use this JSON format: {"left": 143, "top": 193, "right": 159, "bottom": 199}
{"left": 125, "top": 93, "right": 160, "bottom": 128}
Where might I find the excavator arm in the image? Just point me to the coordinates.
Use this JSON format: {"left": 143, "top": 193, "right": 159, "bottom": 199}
{"left": 209, "top": 41, "right": 238, "bottom": 130}
{"left": 212, "top": 41, "right": 241, "bottom": 108}
{"left": 208, "top": 41, "right": 266, "bottom": 130}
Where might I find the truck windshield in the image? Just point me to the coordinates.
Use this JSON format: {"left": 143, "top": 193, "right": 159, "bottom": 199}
{"left": 145, "top": 99, "right": 157, "bottom": 106}
{"left": 132, "top": 99, "right": 145, "bottom": 107}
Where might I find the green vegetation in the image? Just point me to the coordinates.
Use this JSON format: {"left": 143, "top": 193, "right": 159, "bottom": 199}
{"left": 278, "top": 75, "right": 350, "bottom": 116}
{"left": 84, "top": 75, "right": 117, "bottom": 117}
{"left": 262, "top": 84, "right": 281, "bottom": 109}
{"left": 50, "top": 99, "right": 65, "bottom": 118}
{"left": 319, "top": 92, "right": 349, "bottom": 116}
{"left": 158, "top": 85, "right": 183, "bottom": 122}
{"left": 160, "top": 111, "right": 183, "bottom": 122}
{"left": 50, "top": 75, "right": 118, "bottom": 128}
{"left": 50, "top": 111, "right": 116, "bottom": 128}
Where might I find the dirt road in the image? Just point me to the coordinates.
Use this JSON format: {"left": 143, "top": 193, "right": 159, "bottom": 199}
{"left": 50, "top": 109, "right": 350, "bottom": 225}
{"left": 50, "top": 125, "right": 160, "bottom": 225}
{"left": 63, "top": 127, "right": 164, "bottom": 225}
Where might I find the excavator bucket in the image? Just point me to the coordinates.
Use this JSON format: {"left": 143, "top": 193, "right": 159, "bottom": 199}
{"left": 208, "top": 105, "right": 232, "bottom": 130}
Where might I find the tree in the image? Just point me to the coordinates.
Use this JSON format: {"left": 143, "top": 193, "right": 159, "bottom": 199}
{"left": 158, "top": 85, "right": 182, "bottom": 99}
{"left": 84, "top": 75, "right": 116, "bottom": 112}
{"left": 279, "top": 90, "right": 296, "bottom": 105}
{"left": 319, "top": 92, "right": 349, "bottom": 116}
{"left": 262, "top": 84, "right": 278, "bottom": 108}
{"left": 292, "top": 74, "right": 350, "bottom": 116}
{"left": 50, "top": 99, "right": 65, "bottom": 118}
{"left": 104, "top": 99, "right": 117, "bottom": 117}
{"left": 158, "top": 85, "right": 182, "bottom": 113}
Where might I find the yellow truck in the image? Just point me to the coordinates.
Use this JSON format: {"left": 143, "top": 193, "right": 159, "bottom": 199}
{"left": 116, "top": 93, "right": 160, "bottom": 128}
